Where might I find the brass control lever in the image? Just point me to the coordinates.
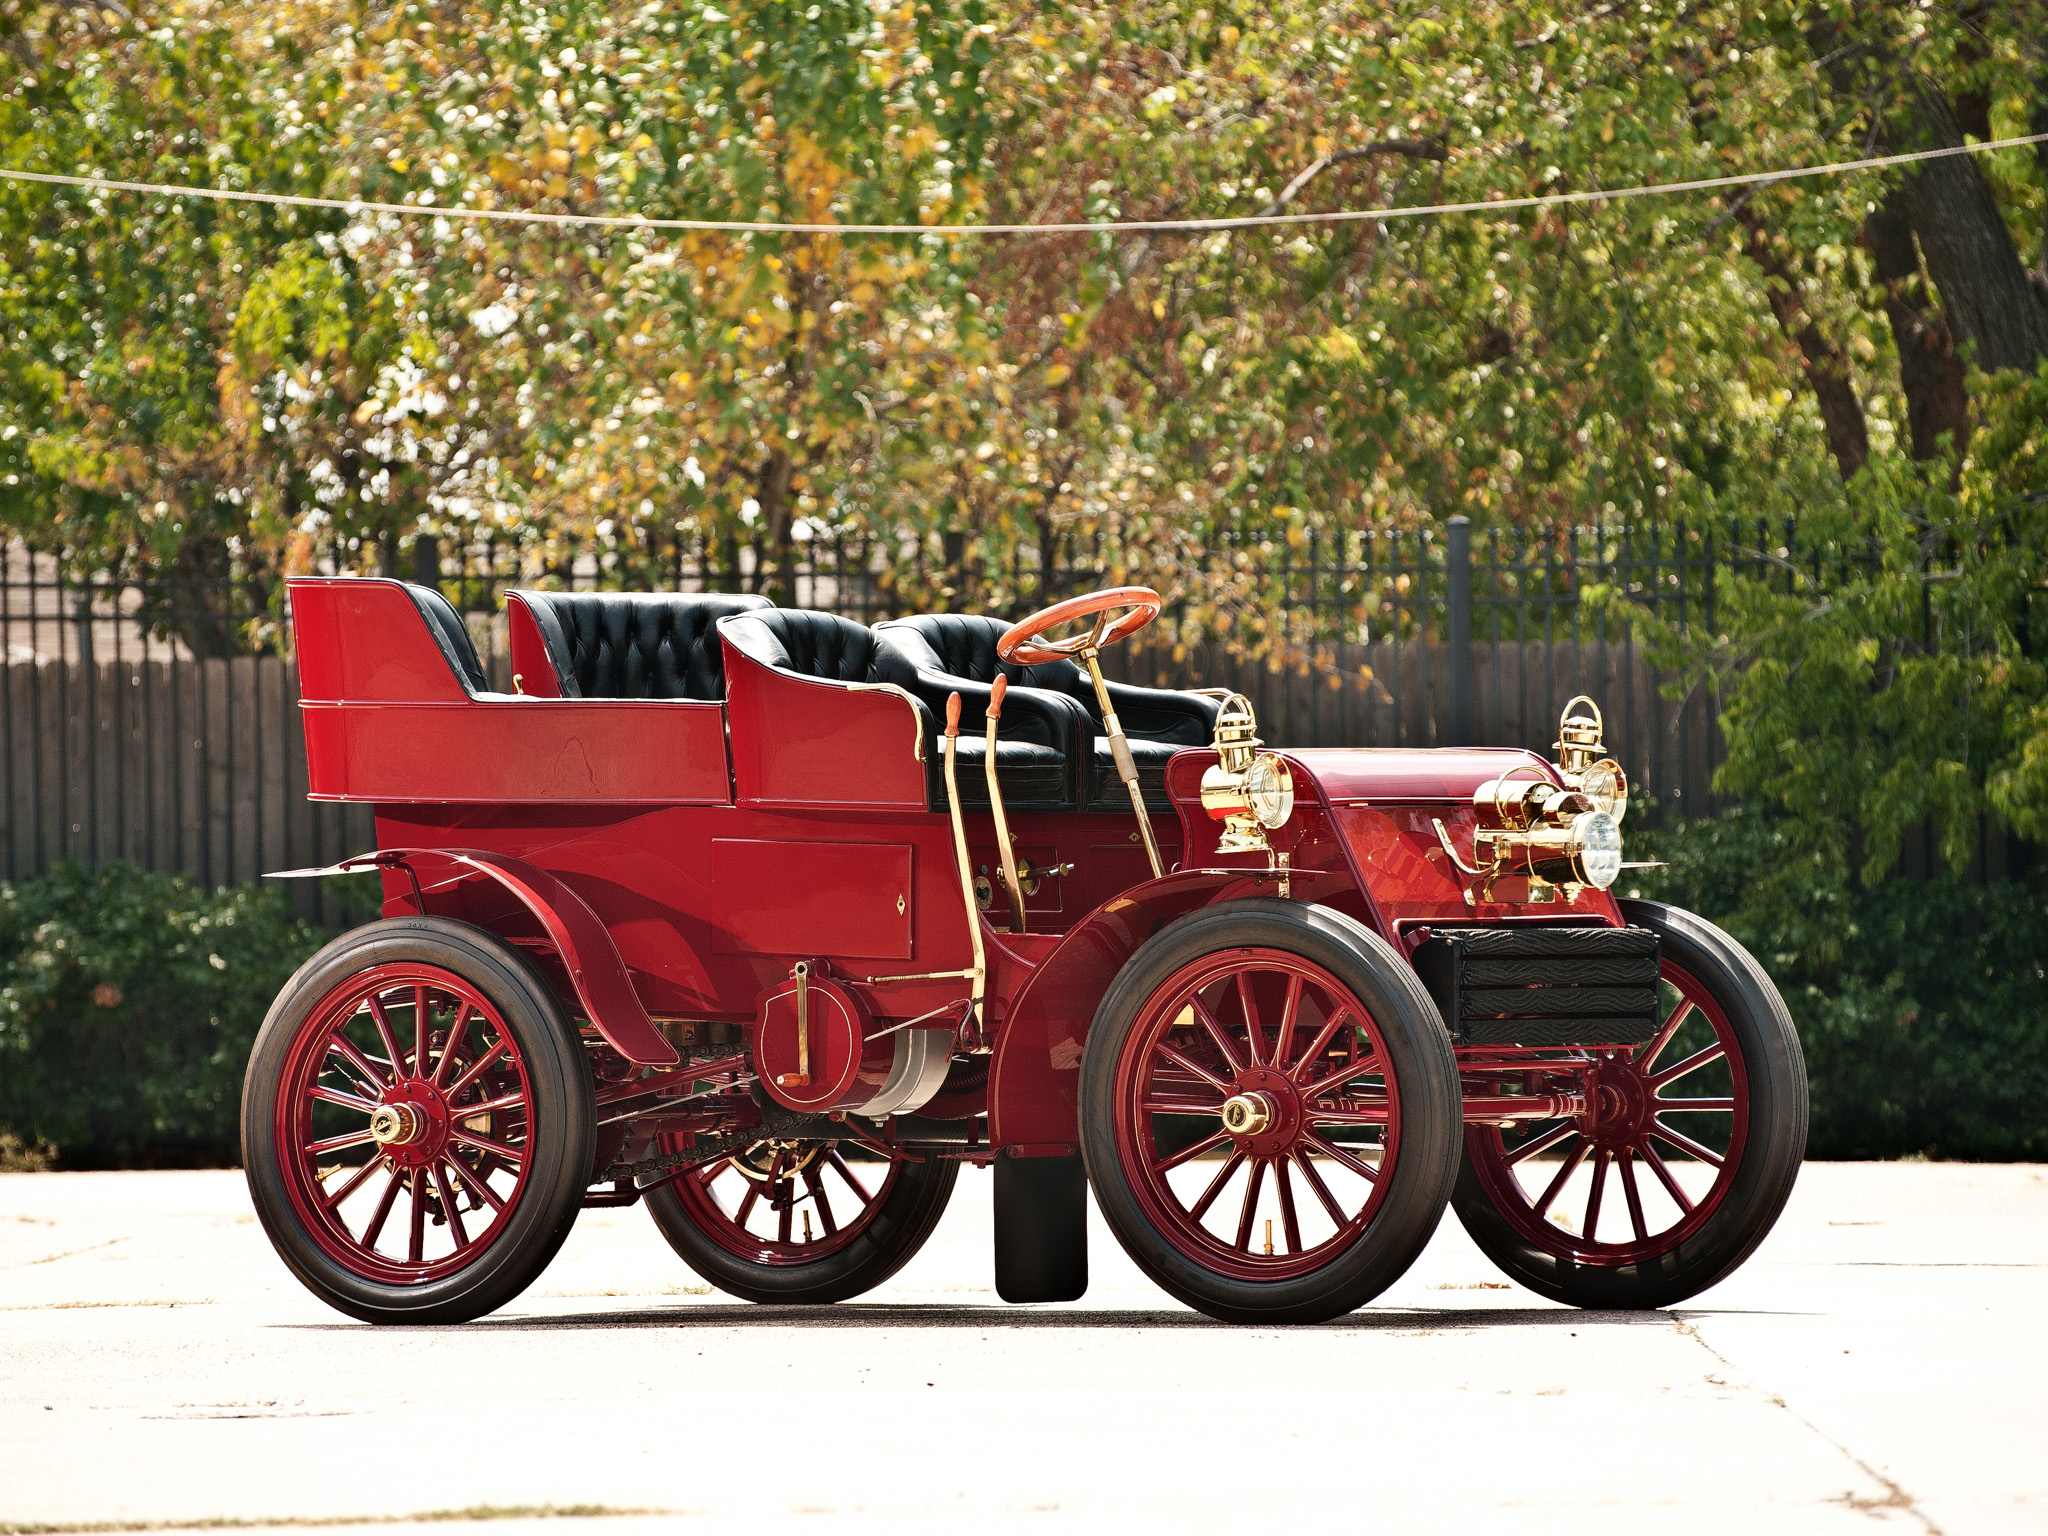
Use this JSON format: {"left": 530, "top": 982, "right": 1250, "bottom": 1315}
{"left": 983, "top": 675, "right": 1029, "bottom": 934}
{"left": 1079, "top": 645, "right": 1165, "bottom": 879}
{"left": 941, "top": 694, "right": 987, "bottom": 1027}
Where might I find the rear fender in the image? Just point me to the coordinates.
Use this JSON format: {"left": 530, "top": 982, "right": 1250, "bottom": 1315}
{"left": 274, "top": 848, "right": 679, "bottom": 1068}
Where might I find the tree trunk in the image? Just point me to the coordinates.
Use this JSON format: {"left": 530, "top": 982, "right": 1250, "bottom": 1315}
{"left": 1735, "top": 205, "right": 1870, "bottom": 480}
{"left": 1892, "top": 82, "right": 2048, "bottom": 375}
{"left": 2031, "top": 86, "right": 2048, "bottom": 304}
{"left": 755, "top": 446, "right": 796, "bottom": 606}
{"left": 1864, "top": 196, "right": 1970, "bottom": 462}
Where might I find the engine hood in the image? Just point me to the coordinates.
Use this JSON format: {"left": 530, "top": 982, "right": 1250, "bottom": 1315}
{"left": 1277, "top": 746, "right": 1560, "bottom": 805}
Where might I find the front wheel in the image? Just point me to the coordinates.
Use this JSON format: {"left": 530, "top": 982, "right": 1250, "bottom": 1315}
{"left": 1080, "top": 899, "right": 1463, "bottom": 1325}
{"left": 1453, "top": 900, "right": 1807, "bottom": 1309}
{"left": 242, "top": 917, "right": 596, "bottom": 1325}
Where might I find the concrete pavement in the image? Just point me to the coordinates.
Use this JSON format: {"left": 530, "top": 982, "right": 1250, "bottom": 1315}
{"left": 1, "top": 1161, "right": 2043, "bottom": 1535}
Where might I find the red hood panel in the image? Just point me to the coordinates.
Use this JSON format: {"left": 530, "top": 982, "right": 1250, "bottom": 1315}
{"left": 1280, "top": 747, "right": 1560, "bottom": 803}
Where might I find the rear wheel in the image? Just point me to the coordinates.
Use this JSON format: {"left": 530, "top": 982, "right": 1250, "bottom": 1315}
{"left": 1453, "top": 901, "right": 1807, "bottom": 1308}
{"left": 1080, "top": 899, "right": 1462, "bottom": 1324}
{"left": 645, "top": 1137, "right": 957, "bottom": 1304}
{"left": 242, "top": 918, "right": 595, "bottom": 1324}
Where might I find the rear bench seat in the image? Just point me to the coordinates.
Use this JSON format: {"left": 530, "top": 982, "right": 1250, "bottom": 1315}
{"left": 508, "top": 591, "right": 771, "bottom": 701}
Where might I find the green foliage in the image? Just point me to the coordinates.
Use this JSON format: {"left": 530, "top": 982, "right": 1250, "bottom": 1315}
{"left": 1627, "top": 810, "right": 2048, "bottom": 1160}
{"left": 0, "top": 863, "right": 331, "bottom": 1167}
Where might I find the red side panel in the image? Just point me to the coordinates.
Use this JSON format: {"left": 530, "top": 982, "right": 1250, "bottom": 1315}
{"left": 289, "top": 577, "right": 467, "bottom": 703}
{"left": 505, "top": 594, "right": 565, "bottom": 698}
{"left": 301, "top": 701, "right": 732, "bottom": 803}
{"left": 710, "top": 839, "right": 916, "bottom": 960}
{"left": 721, "top": 641, "right": 928, "bottom": 810}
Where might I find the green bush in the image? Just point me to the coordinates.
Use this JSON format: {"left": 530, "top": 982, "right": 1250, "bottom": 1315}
{"left": 1627, "top": 810, "right": 2048, "bottom": 1160}
{"left": 0, "top": 863, "right": 334, "bottom": 1168}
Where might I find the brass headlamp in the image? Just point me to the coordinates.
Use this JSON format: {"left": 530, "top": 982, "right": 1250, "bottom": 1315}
{"left": 1199, "top": 694, "right": 1294, "bottom": 854}
{"left": 1554, "top": 695, "right": 1628, "bottom": 824}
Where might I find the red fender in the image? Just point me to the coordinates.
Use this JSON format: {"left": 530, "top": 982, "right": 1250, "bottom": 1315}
{"left": 274, "top": 847, "right": 679, "bottom": 1068}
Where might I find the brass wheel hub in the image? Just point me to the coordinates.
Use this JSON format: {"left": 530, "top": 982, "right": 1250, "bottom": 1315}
{"left": 369, "top": 1102, "right": 428, "bottom": 1148}
{"left": 1220, "top": 1091, "right": 1277, "bottom": 1138}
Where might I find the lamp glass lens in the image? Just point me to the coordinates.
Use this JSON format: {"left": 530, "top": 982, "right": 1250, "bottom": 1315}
{"left": 1247, "top": 754, "right": 1295, "bottom": 829}
{"left": 1580, "top": 759, "right": 1628, "bottom": 823}
{"left": 1576, "top": 811, "right": 1623, "bottom": 888}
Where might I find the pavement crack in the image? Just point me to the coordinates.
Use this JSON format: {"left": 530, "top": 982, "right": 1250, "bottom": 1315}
{"left": 2, "top": 1238, "right": 129, "bottom": 1271}
{"left": 1671, "top": 1316, "right": 1942, "bottom": 1534}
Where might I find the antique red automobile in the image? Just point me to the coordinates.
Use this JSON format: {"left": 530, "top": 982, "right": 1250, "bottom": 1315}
{"left": 246, "top": 578, "right": 1807, "bottom": 1325}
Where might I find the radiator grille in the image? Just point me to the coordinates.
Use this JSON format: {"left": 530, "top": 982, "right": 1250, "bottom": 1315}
{"left": 1411, "top": 925, "right": 1663, "bottom": 1047}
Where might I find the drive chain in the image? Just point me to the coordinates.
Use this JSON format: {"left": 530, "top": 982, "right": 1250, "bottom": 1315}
{"left": 594, "top": 1108, "right": 838, "bottom": 1187}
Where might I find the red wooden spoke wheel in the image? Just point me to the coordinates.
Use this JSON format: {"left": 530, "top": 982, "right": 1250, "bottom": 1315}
{"left": 1115, "top": 949, "right": 1403, "bottom": 1281}
{"left": 1082, "top": 900, "right": 1463, "bottom": 1325}
{"left": 274, "top": 964, "right": 535, "bottom": 1284}
{"left": 997, "top": 586, "right": 1162, "bottom": 666}
{"left": 243, "top": 918, "right": 595, "bottom": 1325}
{"left": 645, "top": 1135, "right": 957, "bottom": 1304}
{"left": 1452, "top": 901, "right": 1808, "bottom": 1309}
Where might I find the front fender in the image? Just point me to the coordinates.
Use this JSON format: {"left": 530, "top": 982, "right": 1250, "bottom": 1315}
{"left": 988, "top": 871, "right": 1248, "bottom": 1152}
{"left": 271, "top": 848, "right": 679, "bottom": 1068}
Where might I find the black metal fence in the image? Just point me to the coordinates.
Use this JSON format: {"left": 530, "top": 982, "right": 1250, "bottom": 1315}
{"left": 5, "top": 515, "right": 1795, "bottom": 912}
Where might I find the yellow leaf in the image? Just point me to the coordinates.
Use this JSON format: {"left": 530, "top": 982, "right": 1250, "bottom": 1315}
{"left": 1044, "top": 363, "right": 1071, "bottom": 387}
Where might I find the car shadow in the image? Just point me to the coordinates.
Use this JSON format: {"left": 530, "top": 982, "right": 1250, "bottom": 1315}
{"left": 283, "top": 1301, "right": 1790, "bottom": 1333}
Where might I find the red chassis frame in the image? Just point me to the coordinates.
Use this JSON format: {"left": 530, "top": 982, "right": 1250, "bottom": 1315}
{"left": 287, "top": 576, "right": 1626, "bottom": 1161}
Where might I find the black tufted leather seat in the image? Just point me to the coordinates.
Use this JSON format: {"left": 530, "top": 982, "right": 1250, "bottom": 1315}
{"left": 512, "top": 591, "right": 771, "bottom": 702}
{"left": 873, "top": 613, "right": 1221, "bottom": 810}
{"left": 403, "top": 581, "right": 491, "bottom": 695}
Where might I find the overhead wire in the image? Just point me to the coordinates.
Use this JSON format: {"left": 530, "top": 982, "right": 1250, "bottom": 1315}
{"left": 0, "top": 131, "right": 2044, "bottom": 237}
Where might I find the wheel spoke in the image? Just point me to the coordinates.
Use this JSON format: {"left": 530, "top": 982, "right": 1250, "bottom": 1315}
{"left": 360, "top": 1166, "right": 406, "bottom": 1250}
{"left": 777, "top": 1183, "right": 795, "bottom": 1244}
{"left": 432, "top": 1162, "right": 470, "bottom": 1250}
{"left": 1187, "top": 1149, "right": 1246, "bottom": 1221}
{"left": 1292, "top": 1146, "right": 1348, "bottom": 1227}
{"left": 445, "top": 1154, "right": 506, "bottom": 1214}
{"left": 1648, "top": 1118, "right": 1726, "bottom": 1168}
{"left": 733, "top": 1180, "right": 762, "bottom": 1227}
{"left": 454, "top": 1091, "right": 526, "bottom": 1118}
{"left": 1234, "top": 1158, "right": 1268, "bottom": 1251}
{"left": 413, "top": 985, "right": 430, "bottom": 1083}
{"left": 443, "top": 1038, "right": 510, "bottom": 1102}
{"left": 305, "top": 1128, "right": 375, "bottom": 1157}
{"left": 1301, "top": 1049, "right": 1382, "bottom": 1102}
{"left": 804, "top": 1166, "right": 838, "bottom": 1236}
{"left": 1637, "top": 1139, "right": 1696, "bottom": 1214}
{"left": 1236, "top": 972, "right": 1264, "bottom": 1067}
{"left": 825, "top": 1149, "right": 874, "bottom": 1204}
{"left": 1304, "top": 1101, "right": 1391, "bottom": 1126}
{"left": 1271, "top": 975, "right": 1304, "bottom": 1078}
{"left": 406, "top": 1168, "right": 428, "bottom": 1264}
{"left": 1617, "top": 1149, "right": 1649, "bottom": 1242}
{"left": 450, "top": 1128, "right": 526, "bottom": 1165}
{"left": 1655, "top": 1097, "right": 1735, "bottom": 1113}
{"left": 321, "top": 1155, "right": 384, "bottom": 1210}
{"left": 1154, "top": 1040, "right": 1234, "bottom": 1097}
{"left": 1532, "top": 1141, "right": 1589, "bottom": 1219}
{"left": 430, "top": 1002, "right": 472, "bottom": 1088}
{"left": 1583, "top": 1148, "right": 1610, "bottom": 1241}
{"left": 1142, "top": 1094, "right": 1226, "bottom": 1115}
{"left": 1274, "top": 1156, "right": 1303, "bottom": 1254}
{"left": 1286, "top": 1007, "right": 1352, "bottom": 1084}
{"left": 1651, "top": 1043, "right": 1726, "bottom": 1091}
{"left": 1155, "top": 1127, "right": 1231, "bottom": 1174}
{"left": 1506, "top": 1121, "right": 1576, "bottom": 1165}
{"left": 1634, "top": 997, "right": 1695, "bottom": 1075}
{"left": 1301, "top": 1131, "right": 1379, "bottom": 1183}
{"left": 309, "top": 1084, "right": 380, "bottom": 1114}
{"left": 1189, "top": 997, "right": 1247, "bottom": 1075}
{"left": 366, "top": 996, "right": 407, "bottom": 1080}
{"left": 329, "top": 1032, "right": 394, "bottom": 1091}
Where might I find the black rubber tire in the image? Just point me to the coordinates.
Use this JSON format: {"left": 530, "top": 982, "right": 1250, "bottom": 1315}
{"left": 644, "top": 1148, "right": 958, "bottom": 1304}
{"left": 1079, "top": 899, "right": 1464, "bottom": 1325}
{"left": 242, "top": 917, "right": 596, "bottom": 1325}
{"left": 1452, "top": 900, "right": 1809, "bottom": 1309}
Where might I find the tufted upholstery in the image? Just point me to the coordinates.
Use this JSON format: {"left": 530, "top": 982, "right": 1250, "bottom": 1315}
{"left": 874, "top": 612, "right": 1221, "bottom": 810}
{"left": 512, "top": 591, "right": 771, "bottom": 702}
{"left": 720, "top": 607, "right": 897, "bottom": 684}
{"left": 404, "top": 582, "right": 490, "bottom": 695}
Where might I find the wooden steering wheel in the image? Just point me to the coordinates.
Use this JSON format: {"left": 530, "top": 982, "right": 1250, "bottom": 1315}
{"left": 997, "top": 587, "right": 1163, "bottom": 666}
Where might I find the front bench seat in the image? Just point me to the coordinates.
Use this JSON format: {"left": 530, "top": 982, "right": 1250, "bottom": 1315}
{"left": 510, "top": 590, "right": 771, "bottom": 701}
{"left": 720, "top": 609, "right": 1077, "bottom": 811}
{"left": 873, "top": 613, "right": 1220, "bottom": 811}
